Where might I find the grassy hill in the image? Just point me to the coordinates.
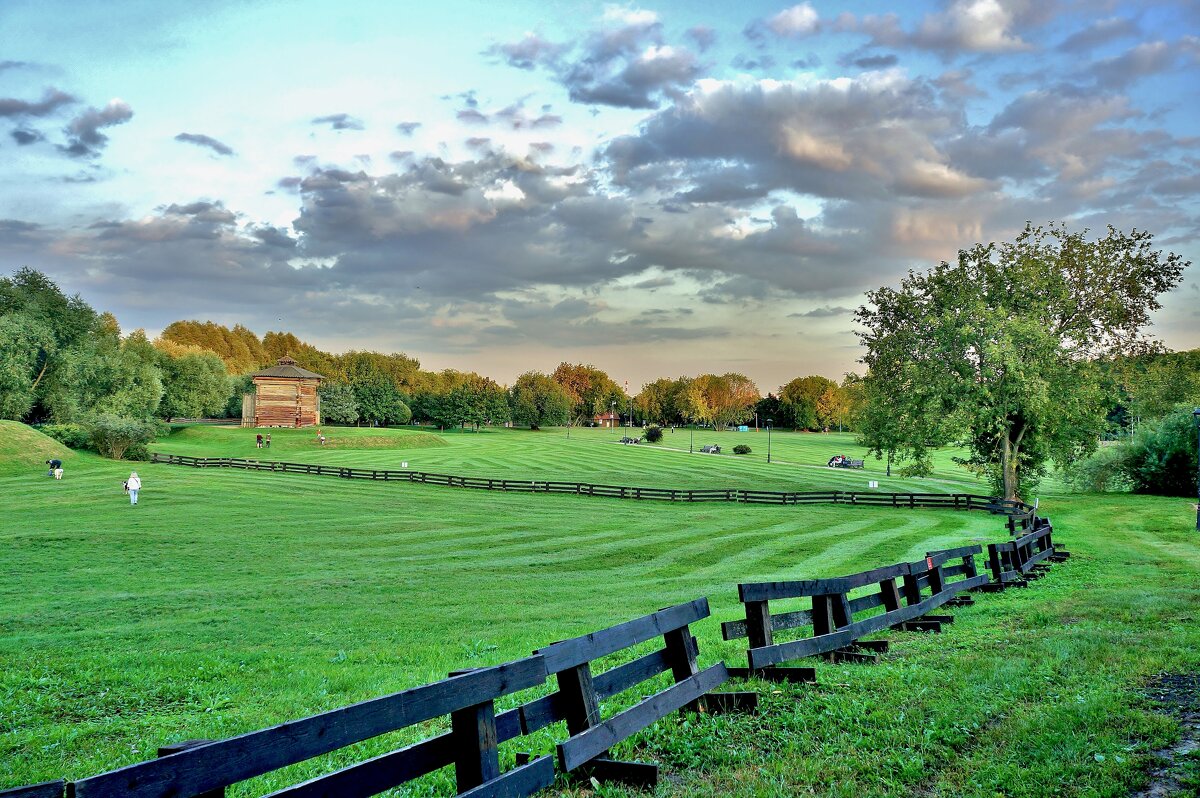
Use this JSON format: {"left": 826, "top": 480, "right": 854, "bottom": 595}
{"left": 0, "top": 420, "right": 76, "bottom": 473}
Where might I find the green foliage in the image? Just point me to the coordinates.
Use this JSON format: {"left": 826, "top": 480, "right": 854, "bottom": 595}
{"left": 156, "top": 349, "right": 229, "bottom": 419}
{"left": 49, "top": 327, "right": 164, "bottom": 421}
{"left": 635, "top": 377, "right": 693, "bottom": 425}
{"left": 1121, "top": 406, "right": 1199, "bottom": 496}
{"left": 509, "top": 371, "right": 570, "bottom": 429}
{"left": 36, "top": 423, "right": 91, "bottom": 450}
{"left": 644, "top": 424, "right": 663, "bottom": 443}
{"left": 318, "top": 382, "right": 360, "bottom": 425}
{"left": 780, "top": 375, "right": 836, "bottom": 430}
{"left": 686, "top": 373, "right": 759, "bottom": 428}
{"left": 353, "top": 379, "right": 410, "bottom": 426}
{"left": 733, "top": 444, "right": 751, "bottom": 454}
{"left": 1065, "top": 445, "right": 1134, "bottom": 493}
{"left": 84, "top": 414, "right": 164, "bottom": 460}
{"left": 858, "top": 223, "right": 1188, "bottom": 499}
{"left": 224, "top": 374, "right": 254, "bottom": 418}
{"left": 551, "top": 362, "right": 626, "bottom": 424}
{"left": 0, "top": 312, "right": 54, "bottom": 419}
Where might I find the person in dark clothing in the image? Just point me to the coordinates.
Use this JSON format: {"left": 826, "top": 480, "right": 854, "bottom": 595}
{"left": 46, "top": 459, "right": 62, "bottom": 476}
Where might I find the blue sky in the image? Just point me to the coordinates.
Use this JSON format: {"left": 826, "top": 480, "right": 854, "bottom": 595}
{"left": 1, "top": 0, "right": 1197, "bottom": 389}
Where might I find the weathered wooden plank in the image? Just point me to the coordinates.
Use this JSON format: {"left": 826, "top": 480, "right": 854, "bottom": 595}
{"left": 557, "top": 664, "right": 730, "bottom": 772}
{"left": 537, "top": 599, "right": 709, "bottom": 673}
{"left": 721, "top": 607, "right": 812, "bottom": 641}
{"left": 926, "top": 544, "right": 983, "bottom": 559}
{"left": 455, "top": 756, "right": 556, "bottom": 798}
{"left": 261, "top": 733, "right": 455, "bottom": 798}
{"left": 71, "top": 657, "right": 546, "bottom": 798}
{"left": 574, "top": 758, "right": 659, "bottom": 789}
{"left": 0, "top": 782, "right": 65, "bottom": 798}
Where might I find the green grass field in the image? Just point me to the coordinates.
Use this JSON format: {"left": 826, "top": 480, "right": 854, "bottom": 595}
{"left": 3, "top": 422, "right": 1198, "bottom": 797}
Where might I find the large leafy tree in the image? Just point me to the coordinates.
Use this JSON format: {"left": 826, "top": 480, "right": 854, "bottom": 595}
{"left": 857, "top": 223, "right": 1187, "bottom": 499}
{"left": 318, "top": 382, "right": 360, "bottom": 425}
{"left": 551, "top": 363, "right": 625, "bottom": 424}
{"left": 636, "top": 377, "right": 693, "bottom": 425}
{"left": 780, "top": 375, "right": 836, "bottom": 430}
{"left": 155, "top": 342, "right": 230, "bottom": 419}
{"left": 509, "top": 371, "right": 571, "bottom": 429}
{"left": 686, "top": 373, "right": 759, "bottom": 428}
{"left": 0, "top": 268, "right": 100, "bottom": 421}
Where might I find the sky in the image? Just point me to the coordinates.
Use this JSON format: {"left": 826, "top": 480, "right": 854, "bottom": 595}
{"left": 1, "top": 0, "right": 1198, "bottom": 392}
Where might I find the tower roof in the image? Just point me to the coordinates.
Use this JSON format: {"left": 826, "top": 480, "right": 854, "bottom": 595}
{"left": 250, "top": 356, "right": 326, "bottom": 380}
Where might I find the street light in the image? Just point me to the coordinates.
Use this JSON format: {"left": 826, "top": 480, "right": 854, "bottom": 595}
{"left": 767, "top": 418, "right": 773, "bottom": 464}
{"left": 628, "top": 396, "right": 633, "bottom": 430}
{"left": 1193, "top": 408, "right": 1200, "bottom": 532}
{"left": 689, "top": 418, "right": 694, "bottom": 454}
{"left": 611, "top": 401, "right": 616, "bottom": 434}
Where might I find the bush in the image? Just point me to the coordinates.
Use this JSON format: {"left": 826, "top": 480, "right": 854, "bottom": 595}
{"left": 644, "top": 425, "right": 663, "bottom": 443}
{"left": 84, "top": 414, "right": 164, "bottom": 460}
{"left": 1065, "top": 444, "right": 1133, "bottom": 493}
{"left": 37, "top": 423, "right": 91, "bottom": 450}
{"left": 1123, "top": 407, "right": 1199, "bottom": 496}
{"left": 733, "top": 444, "right": 752, "bottom": 455}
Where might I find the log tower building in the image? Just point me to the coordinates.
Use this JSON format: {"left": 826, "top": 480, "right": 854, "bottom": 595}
{"left": 241, "top": 357, "right": 325, "bottom": 428}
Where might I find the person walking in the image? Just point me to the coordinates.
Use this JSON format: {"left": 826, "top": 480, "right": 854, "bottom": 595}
{"left": 256, "top": 433, "right": 263, "bottom": 449}
{"left": 265, "top": 433, "right": 271, "bottom": 448}
{"left": 125, "top": 471, "right": 142, "bottom": 505}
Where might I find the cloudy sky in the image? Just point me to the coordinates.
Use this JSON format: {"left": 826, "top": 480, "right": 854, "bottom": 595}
{"left": 2, "top": 0, "right": 1197, "bottom": 390}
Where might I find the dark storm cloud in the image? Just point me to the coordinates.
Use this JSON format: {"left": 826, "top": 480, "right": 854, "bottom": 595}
{"left": 491, "top": 12, "right": 701, "bottom": 109}
{"left": 60, "top": 99, "right": 133, "bottom": 157}
{"left": 312, "top": 113, "right": 364, "bottom": 130}
{"left": 0, "top": 88, "right": 76, "bottom": 117}
{"left": 174, "top": 132, "right": 234, "bottom": 156}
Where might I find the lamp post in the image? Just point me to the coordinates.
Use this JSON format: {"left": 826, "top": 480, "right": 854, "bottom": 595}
{"left": 611, "top": 401, "right": 616, "bottom": 434}
{"left": 767, "top": 418, "right": 773, "bottom": 464}
{"left": 1193, "top": 408, "right": 1200, "bottom": 532}
{"left": 628, "top": 396, "right": 633, "bottom": 431}
{"left": 689, "top": 418, "right": 694, "bottom": 454}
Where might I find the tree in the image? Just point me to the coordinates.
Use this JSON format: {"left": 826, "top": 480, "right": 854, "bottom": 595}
{"left": 318, "top": 382, "right": 360, "bottom": 425}
{"left": 636, "top": 377, "right": 693, "bottom": 425}
{"left": 686, "top": 373, "right": 759, "bottom": 429}
{"left": 857, "top": 222, "right": 1187, "bottom": 499}
{"left": 551, "top": 363, "right": 625, "bottom": 424}
{"left": 780, "top": 375, "right": 836, "bottom": 430}
{"left": 0, "top": 268, "right": 100, "bottom": 421}
{"left": 354, "top": 378, "right": 410, "bottom": 426}
{"left": 155, "top": 343, "right": 230, "bottom": 419}
{"left": 510, "top": 371, "right": 571, "bottom": 429}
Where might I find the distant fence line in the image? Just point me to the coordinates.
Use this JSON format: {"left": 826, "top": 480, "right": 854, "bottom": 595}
{"left": 148, "top": 453, "right": 1038, "bottom": 526}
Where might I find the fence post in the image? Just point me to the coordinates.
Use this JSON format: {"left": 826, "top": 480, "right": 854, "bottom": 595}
{"left": 450, "top": 699, "right": 502, "bottom": 792}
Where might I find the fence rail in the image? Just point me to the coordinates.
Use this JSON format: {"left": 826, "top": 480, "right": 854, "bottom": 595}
{"left": 149, "top": 454, "right": 1038, "bottom": 523}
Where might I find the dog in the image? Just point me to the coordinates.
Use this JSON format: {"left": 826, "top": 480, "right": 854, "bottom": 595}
{"left": 53, "top": 468, "right": 64, "bottom": 480}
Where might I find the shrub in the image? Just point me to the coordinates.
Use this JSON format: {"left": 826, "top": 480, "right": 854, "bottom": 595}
{"left": 1065, "top": 444, "right": 1133, "bottom": 493}
{"left": 84, "top": 414, "right": 164, "bottom": 460}
{"left": 37, "top": 423, "right": 91, "bottom": 450}
{"left": 644, "top": 425, "right": 663, "bottom": 443}
{"left": 1122, "top": 406, "right": 1199, "bottom": 496}
{"left": 733, "top": 444, "right": 752, "bottom": 455}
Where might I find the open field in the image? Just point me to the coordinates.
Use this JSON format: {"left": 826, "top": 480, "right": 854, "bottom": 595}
{"left": 3, "top": 423, "right": 1199, "bottom": 796}
{"left": 151, "top": 424, "right": 998, "bottom": 494}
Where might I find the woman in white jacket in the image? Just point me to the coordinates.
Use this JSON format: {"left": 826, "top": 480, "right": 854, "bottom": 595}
{"left": 126, "top": 471, "right": 142, "bottom": 505}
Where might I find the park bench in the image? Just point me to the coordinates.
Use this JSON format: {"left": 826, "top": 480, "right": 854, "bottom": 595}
{"left": 527, "top": 598, "right": 756, "bottom": 788}
{"left": 618, "top": 436, "right": 641, "bottom": 444}
{"left": 699, "top": 445, "right": 721, "bottom": 454}
{"left": 828, "top": 458, "right": 865, "bottom": 469}
{"left": 722, "top": 546, "right": 989, "bottom": 678}
{"left": 68, "top": 659, "right": 555, "bottom": 798}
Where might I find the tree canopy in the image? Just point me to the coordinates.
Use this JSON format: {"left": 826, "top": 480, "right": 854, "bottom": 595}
{"left": 856, "top": 223, "right": 1188, "bottom": 499}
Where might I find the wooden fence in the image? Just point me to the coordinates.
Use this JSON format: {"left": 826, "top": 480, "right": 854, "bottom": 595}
{"left": 148, "top": 453, "right": 1038, "bottom": 524}
{"left": 986, "top": 517, "right": 1069, "bottom": 586}
{"left": 22, "top": 602, "right": 754, "bottom": 798}
{"left": 722, "top": 544, "right": 992, "bottom": 679}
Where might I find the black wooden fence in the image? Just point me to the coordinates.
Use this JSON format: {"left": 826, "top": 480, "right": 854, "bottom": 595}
{"left": 148, "top": 453, "right": 1038, "bottom": 524}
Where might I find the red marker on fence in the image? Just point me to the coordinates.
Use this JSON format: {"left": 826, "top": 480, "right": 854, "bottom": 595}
{"left": 926, "top": 556, "right": 934, "bottom": 570}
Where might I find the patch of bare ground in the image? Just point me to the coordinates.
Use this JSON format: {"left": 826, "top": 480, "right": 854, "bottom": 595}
{"left": 1132, "top": 673, "right": 1200, "bottom": 797}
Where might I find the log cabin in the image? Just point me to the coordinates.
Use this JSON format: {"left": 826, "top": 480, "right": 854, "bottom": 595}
{"left": 241, "top": 357, "right": 325, "bottom": 428}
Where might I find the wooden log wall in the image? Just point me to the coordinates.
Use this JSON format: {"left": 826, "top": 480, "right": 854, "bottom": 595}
{"left": 252, "top": 377, "right": 320, "bottom": 428}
